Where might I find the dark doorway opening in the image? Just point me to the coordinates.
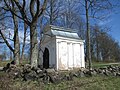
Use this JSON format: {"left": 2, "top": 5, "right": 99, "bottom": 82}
{"left": 43, "top": 48, "right": 49, "bottom": 69}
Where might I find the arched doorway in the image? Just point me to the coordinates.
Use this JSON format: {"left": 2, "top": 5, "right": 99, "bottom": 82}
{"left": 43, "top": 48, "right": 49, "bottom": 69}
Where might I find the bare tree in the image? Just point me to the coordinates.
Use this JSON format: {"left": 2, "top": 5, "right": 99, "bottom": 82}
{"left": 2, "top": 0, "right": 47, "bottom": 67}
{"left": 46, "top": 0, "right": 60, "bottom": 25}
{"left": 0, "top": 0, "right": 20, "bottom": 65}
{"left": 89, "top": 24, "right": 120, "bottom": 62}
{"left": 78, "top": 0, "right": 113, "bottom": 69}
{"left": 13, "top": 14, "right": 20, "bottom": 65}
{"left": 84, "top": 0, "right": 92, "bottom": 70}
{"left": 58, "top": 0, "right": 80, "bottom": 28}
{"left": 0, "top": 6, "right": 14, "bottom": 53}
{"left": 20, "top": 22, "right": 28, "bottom": 63}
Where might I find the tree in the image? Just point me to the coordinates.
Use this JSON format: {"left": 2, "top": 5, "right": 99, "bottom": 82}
{"left": 0, "top": 7, "right": 14, "bottom": 54}
{"left": 20, "top": 22, "right": 28, "bottom": 62}
{"left": 0, "top": 4, "right": 6, "bottom": 44}
{"left": 58, "top": 0, "right": 80, "bottom": 28}
{"left": 84, "top": 0, "right": 92, "bottom": 70}
{"left": 12, "top": 3, "right": 20, "bottom": 65}
{"left": 2, "top": 0, "right": 47, "bottom": 67}
{"left": 90, "top": 25, "right": 109, "bottom": 61}
{"left": 98, "top": 32, "right": 120, "bottom": 61}
{"left": 0, "top": 0, "right": 20, "bottom": 65}
{"left": 78, "top": 0, "right": 113, "bottom": 69}
{"left": 90, "top": 24, "right": 120, "bottom": 62}
{"left": 45, "top": 0, "right": 60, "bottom": 25}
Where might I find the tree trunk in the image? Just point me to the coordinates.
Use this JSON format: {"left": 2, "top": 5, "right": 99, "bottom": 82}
{"left": 10, "top": 50, "right": 13, "bottom": 60}
{"left": 21, "top": 22, "right": 27, "bottom": 63}
{"left": 13, "top": 14, "right": 20, "bottom": 65}
{"left": 85, "top": 0, "right": 92, "bottom": 70}
{"left": 30, "top": 22, "right": 38, "bottom": 67}
{"left": 96, "top": 30, "right": 99, "bottom": 61}
{"left": 50, "top": 0, "right": 53, "bottom": 25}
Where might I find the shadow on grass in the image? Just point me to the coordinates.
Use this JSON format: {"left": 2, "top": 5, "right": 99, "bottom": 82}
{"left": 62, "top": 76, "right": 115, "bottom": 90}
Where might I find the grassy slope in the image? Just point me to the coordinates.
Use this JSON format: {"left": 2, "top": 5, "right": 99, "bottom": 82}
{"left": 46, "top": 76, "right": 120, "bottom": 90}
{"left": 0, "top": 61, "right": 120, "bottom": 90}
{"left": 92, "top": 61, "right": 120, "bottom": 68}
{"left": 0, "top": 72, "right": 120, "bottom": 90}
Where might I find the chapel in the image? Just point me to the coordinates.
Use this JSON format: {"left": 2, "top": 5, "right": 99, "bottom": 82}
{"left": 39, "top": 25, "right": 85, "bottom": 70}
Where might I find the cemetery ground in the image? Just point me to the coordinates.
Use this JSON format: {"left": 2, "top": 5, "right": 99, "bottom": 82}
{"left": 0, "top": 60, "right": 120, "bottom": 90}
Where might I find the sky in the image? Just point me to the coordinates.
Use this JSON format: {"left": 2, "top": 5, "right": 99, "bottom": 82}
{"left": 1, "top": 1, "right": 120, "bottom": 47}
{"left": 108, "top": 12, "right": 120, "bottom": 44}
{"left": 97, "top": 0, "right": 120, "bottom": 44}
{"left": 103, "top": 1, "right": 120, "bottom": 44}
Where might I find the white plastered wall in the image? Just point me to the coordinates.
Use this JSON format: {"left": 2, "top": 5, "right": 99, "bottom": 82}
{"left": 39, "top": 35, "right": 56, "bottom": 68}
{"left": 56, "top": 36, "right": 85, "bottom": 70}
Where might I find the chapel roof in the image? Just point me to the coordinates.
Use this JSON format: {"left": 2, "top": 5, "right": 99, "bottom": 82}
{"left": 44, "top": 25, "right": 81, "bottom": 39}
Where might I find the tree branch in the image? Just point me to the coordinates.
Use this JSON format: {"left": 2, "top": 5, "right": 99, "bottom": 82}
{"left": 38, "top": 0, "right": 47, "bottom": 17}
{"left": 30, "top": 0, "right": 35, "bottom": 18}
{"left": 12, "top": 0, "right": 31, "bottom": 25}
{"left": 0, "top": 30, "right": 14, "bottom": 52}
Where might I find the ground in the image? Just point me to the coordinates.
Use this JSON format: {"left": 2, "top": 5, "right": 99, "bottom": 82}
{"left": 46, "top": 76, "right": 120, "bottom": 90}
{"left": 0, "top": 60, "right": 120, "bottom": 90}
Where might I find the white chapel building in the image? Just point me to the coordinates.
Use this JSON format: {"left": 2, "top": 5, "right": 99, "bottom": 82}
{"left": 39, "top": 25, "right": 85, "bottom": 70}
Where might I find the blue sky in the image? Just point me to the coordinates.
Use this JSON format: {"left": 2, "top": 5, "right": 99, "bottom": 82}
{"left": 105, "top": 1, "right": 120, "bottom": 44}
{"left": 95, "top": 0, "right": 120, "bottom": 44}
{"left": 97, "top": 1, "right": 120, "bottom": 44}
{"left": 108, "top": 12, "right": 120, "bottom": 44}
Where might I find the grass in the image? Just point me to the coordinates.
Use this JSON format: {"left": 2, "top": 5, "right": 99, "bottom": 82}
{"left": 0, "top": 60, "right": 29, "bottom": 67}
{"left": 45, "top": 76, "right": 120, "bottom": 90}
{"left": 0, "top": 72, "right": 120, "bottom": 90}
{"left": 0, "top": 60, "right": 11, "bottom": 67}
{"left": 92, "top": 61, "right": 120, "bottom": 68}
{"left": 0, "top": 61, "right": 120, "bottom": 90}
{"left": 1, "top": 60, "right": 119, "bottom": 68}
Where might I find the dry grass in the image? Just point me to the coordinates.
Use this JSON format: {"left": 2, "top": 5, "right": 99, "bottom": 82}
{"left": 0, "top": 71, "right": 120, "bottom": 90}
{"left": 0, "top": 60, "right": 29, "bottom": 67}
{"left": 0, "top": 72, "right": 45, "bottom": 90}
{"left": 0, "top": 61, "right": 120, "bottom": 90}
{"left": 45, "top": 76, "right": 120, "bottom": 90}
